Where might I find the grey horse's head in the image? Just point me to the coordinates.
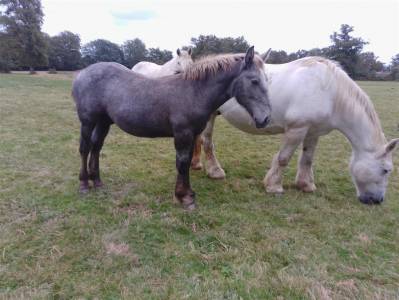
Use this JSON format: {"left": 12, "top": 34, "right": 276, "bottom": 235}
{"left": 230, "top": 46, "right": 271, "bottom": 128}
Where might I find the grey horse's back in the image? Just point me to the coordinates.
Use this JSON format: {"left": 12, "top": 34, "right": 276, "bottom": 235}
{"left": 72, "top": 62, "right": 139, "bottom": 123}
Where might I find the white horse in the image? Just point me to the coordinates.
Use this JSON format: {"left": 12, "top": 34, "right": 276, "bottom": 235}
{"left": 194, "top": 55, "right": 398, "bottom": 204}
{"left": 132, "top": 48, "right": 193, "bottom": 78}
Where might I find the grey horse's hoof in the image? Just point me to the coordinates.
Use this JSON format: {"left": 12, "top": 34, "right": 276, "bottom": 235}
{"left": 174, "top": 194, "right": 197, "bottom": 211}
{"left": 79, "top": 181, "right": 90, "bottom": 194}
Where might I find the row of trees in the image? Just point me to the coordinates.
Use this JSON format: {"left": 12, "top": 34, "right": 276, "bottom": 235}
{"left": 0, "top": 0, "right": 398, "bottom": 80}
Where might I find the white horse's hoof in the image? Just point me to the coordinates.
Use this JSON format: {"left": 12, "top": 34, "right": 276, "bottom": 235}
{"left": 207, "top": 166, "right": 226, "bottom": 180}
{"left": 296, "top": 181, "right": 316, "bottom": 193}
{"left": 265, "top": 184, "right": 284, "bottom": 194}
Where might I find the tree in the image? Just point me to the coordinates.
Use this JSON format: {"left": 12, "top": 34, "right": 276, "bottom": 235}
{"left": 355, "top": 52, "right": 384, "bottom": 80}
{"left": 190, "top": 35, "right": 250, "bottom": 58}
{"left": 327, "top": 24, "right": 367, "bottom": 78}
{"left": 389, "top": 54, "right": 399, "bottom": 80}
{"left": 146, "top": 47, "right": 172, "bottom": 64}
{"left": 81, "top": 39, "right": 124, "bottom": 66}
{"left": 267, "top": 50, "right": 289, "bottom": 64}
{"left": 0, "top": 31, "right": 17, "bottom": 72}
{"left": 48, "top": 31, "right": 81, "bottom": 70}
{"left": 0, "top": 0, "right": 48, "bottom": 73}
{"left": 122, "top": 38, "right": 148, "bottom": 68}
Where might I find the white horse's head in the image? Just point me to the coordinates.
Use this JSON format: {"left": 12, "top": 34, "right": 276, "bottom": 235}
{"left": 350, "top": 139, "right": 399, "bottom": 204}
{"left": 172, "top": 48, "right": 193, "bottom": 74}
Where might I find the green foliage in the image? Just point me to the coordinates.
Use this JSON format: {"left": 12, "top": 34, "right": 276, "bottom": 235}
{"left": 190, "top": 35, "right": 250, "bottom": 58}
{"left": 81, "top": 39, "right": 124, "bottom": 66}
{"left": 146, "top": 47, "right": 172, "bottom": 64}
{"left": 327, "top": 24, "right": 368, "bottom": 78}
{"left": 0, "top": 0, "right": 48, "bottom": 70}
{"left": 355, "top": 52, "right": 384, "bottom": 80}
{"left": 48, "top": 31, "right": 81, "bottom": 71}
{"left": 389, "top": 54, "right": 399, "bottom": 81}
{"left": 122, "top": 38, "right": 148, "bottom": 68}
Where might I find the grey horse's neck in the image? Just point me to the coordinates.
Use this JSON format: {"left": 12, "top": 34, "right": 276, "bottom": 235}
{"left": 196, "top": 62, "right": 242, "bottom": 115}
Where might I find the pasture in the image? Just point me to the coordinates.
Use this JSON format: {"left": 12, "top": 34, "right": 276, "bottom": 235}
{"left": 0, "top": 73, "right": 398, "bottom": 299}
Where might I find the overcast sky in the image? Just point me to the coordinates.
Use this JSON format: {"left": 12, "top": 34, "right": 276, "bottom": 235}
{"left": 41, "top": 0, "right": 399, "bottom": 63}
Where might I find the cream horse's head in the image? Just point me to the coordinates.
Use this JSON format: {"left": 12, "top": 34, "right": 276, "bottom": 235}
{"left": 350, "top": 139, "right": 399, "bottom": 204}
{"left": 171, "top": 48, "right": 193, "bottom": 74}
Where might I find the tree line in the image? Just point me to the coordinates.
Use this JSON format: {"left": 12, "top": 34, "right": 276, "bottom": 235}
{"left": 0, "top": 0, "right": 398, "bottom": 80}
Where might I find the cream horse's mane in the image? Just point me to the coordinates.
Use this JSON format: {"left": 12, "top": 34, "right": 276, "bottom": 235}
{"left": 297, "top": 57, "right": 386, "bottom": 145}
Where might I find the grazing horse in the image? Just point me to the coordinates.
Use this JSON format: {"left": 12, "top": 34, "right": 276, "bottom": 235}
{"left": 72, "top": 47, "right": 271, "bottom": 210}
{"left": 132, "top": 48, "right": 193, "bottom": 77}
{"left": 193, "top": 56, "right": 398, "bottom": 204}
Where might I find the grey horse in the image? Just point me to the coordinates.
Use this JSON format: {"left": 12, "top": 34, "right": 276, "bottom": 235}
{"left": 72, "top": 46, "right": 271, "bottom": 210}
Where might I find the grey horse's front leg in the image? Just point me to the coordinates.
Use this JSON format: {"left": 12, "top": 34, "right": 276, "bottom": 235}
{"left": 202, "top": 112, "right": 226, "bottom": 179}
{"left": 174, "top": 130, "right": 196, "bottom": 210}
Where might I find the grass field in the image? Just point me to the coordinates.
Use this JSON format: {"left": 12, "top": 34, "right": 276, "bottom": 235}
{"left": 0, "top": 72, "right": 398, "bottom": 299}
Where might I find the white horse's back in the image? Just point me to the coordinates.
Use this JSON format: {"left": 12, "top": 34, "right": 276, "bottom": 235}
{"left": 132, "top": 62, "right": 164, "bottom": 78}
{"left": 132, "top": 48, "right": 193, "bottom": 78}
{"left": 220, "top": 57, "right": 343, "bottom": 135}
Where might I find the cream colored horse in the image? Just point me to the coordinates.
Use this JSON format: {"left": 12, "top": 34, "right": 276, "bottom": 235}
{"left": 195, "top": 56, "right": 398, "bottom": 204}
{"left": 132, "top": 48, "right": 193, "bottom": 78}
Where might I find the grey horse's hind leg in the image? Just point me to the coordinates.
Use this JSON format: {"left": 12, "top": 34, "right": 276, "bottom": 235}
{"left": 203, "top": 113, "right": 225, "bottom": 179}
{"left": 89, "top": 120, "right": 111, "bottom": 188}
{"left": 79, "top": 122, "right": 95, "bottom": 193}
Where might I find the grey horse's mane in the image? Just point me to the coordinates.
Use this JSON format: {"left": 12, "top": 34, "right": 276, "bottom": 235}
{"left": 182, "top": 53, "right": 264, "bottom": 80}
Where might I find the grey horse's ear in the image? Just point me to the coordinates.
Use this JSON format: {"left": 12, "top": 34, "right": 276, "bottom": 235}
{"left": 177, "top": 48, "right": 181, "bottom": 56}
{"left": 188, "top": 48, "right": 192, "bottom": 55}
{"left": 245, "top": 46, "right": 255, "bottom": 66}
{"left": 261, "top": 48, "right": 272, "bottom": 62}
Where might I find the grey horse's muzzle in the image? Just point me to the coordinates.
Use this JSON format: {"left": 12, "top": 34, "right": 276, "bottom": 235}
{"left": 254, "top": 115, "right": 270, "bottom": 128}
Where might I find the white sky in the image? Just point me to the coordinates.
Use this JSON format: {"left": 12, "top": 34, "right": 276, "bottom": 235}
{"left": 41, "top": 0, "right": 399, "bottom": 63}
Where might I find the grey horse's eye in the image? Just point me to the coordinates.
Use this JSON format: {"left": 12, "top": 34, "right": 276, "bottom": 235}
{"left": 383, "top": 169, "right": 389, "bottom": 175}
{"left": 251, "top": 79, "right": 259, "bottom": 85}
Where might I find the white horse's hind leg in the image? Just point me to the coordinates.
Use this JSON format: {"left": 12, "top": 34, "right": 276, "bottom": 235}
{"left": 203, "top": 113, "right": 226, "bottom": 179}
{"left": 295, "top": 135, "right": 319, "bottom": 192}
{"left": 264, "top": 127, "right": 308, "bottom": 193}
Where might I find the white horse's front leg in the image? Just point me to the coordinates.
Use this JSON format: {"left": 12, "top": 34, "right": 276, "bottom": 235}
{"left": 295, "top": 135, "right": 319, "bottom": 192}
{"left": 264, "top": 127, "right": 308, "bottom": 193}
{"left": 203, "top": 113, "right": 226, "bottom": 179}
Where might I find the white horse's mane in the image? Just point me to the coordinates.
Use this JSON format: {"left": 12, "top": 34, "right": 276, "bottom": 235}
{"left": 297, "top": 57, "right": 386, "bottom": 145}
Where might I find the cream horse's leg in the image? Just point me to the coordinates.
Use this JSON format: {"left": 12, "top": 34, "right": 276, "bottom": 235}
{"left": 202, "top": 113, "right": 226, "bottom": 179}
{"left": 264, "top": 127, "right": 308, "bottom": 193}
{"left": 191, "top": 135, "right": 203, "bottom": 170}
{"left": 295, "top": 135, "right": 319, "bottom": 192}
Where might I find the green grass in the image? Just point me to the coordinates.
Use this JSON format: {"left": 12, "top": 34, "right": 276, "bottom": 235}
{"left": 0, "top": 73, "right": 398, "bottom": 299}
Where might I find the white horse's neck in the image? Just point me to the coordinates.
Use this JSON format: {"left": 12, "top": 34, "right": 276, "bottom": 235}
{"left": 333, "top": 95, "right": 386, "bottom": 156}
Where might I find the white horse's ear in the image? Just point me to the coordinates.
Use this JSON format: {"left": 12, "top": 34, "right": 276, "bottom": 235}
{"left": 177, "top": 48, "right": 181, "bottom": 56}
{"left": 188, "top": 48, "right": 192, "bottom": 56}
{"left": 261, "top": 48, "right": 272, "bottom": 62}
{"left": 245, "top": 46, "right": 255, "bottom": 66}
{"left": 382, "top": 138, "right": 399, "bottom": 156}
